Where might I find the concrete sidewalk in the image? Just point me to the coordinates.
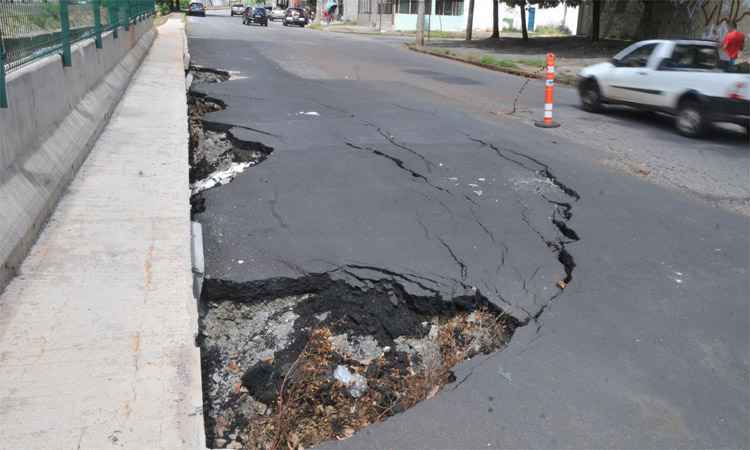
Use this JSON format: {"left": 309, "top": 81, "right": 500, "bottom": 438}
{"left": 0, "top": 17, "right": 204, "bottom": 450}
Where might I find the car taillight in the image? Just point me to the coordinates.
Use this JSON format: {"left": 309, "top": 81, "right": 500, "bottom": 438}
{"left": 728, "top": 82, "right": 747, "bottom": 100}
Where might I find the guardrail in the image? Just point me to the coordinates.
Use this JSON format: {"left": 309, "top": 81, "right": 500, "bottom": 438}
{"left": 0, "top": 0, "right": 155, "bottom": 108}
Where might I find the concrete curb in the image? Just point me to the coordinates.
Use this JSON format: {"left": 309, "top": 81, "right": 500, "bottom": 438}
{"left": 404, "top": 43, "right": 578, "bottom": 86}
{"left": 192, "top": 221, "right": 205, "bottom": 302}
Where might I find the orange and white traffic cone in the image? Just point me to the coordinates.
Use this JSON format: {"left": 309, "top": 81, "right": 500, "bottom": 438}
{"left": 535, "top": 52, "right": 561, "bottom": 129}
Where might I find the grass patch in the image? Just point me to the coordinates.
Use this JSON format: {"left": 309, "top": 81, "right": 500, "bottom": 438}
{"left": 513, "top": 57, "right": 545, "bottom": 67}
{"left": 426, "top": 30, "right": 464, "bottom": 39}
{"left": 431, "top": 47, "right": 457, "bottom": 57}
{"left": 479, "top": 55, "right": 519, "bottom": 69}
{"left": 531, "top": 24, "right": 572, "bottom": 36}
{"left": 308, "top": 22, "right": 323, "bottom": 30}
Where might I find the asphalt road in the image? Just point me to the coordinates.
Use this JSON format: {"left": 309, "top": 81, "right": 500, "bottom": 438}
{"left": 188, "top": 12, "right": 749, "bottom": 450}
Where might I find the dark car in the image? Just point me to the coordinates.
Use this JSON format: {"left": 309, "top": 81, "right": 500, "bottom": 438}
{"left": 188, "top": 2, "right": 206, "bottom": 16}
{"left": 283, "top": 7, "right": 308, "bottom": 27}
{"left": 243, "top": 6, "right": 268, "bottom": 26}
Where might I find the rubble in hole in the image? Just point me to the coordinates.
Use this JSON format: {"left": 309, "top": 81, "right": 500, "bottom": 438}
{"left": 198, "top": 274, "right": 518, "bottom": 449}
{"left": 189, "top": 65, "right": 231, "bottom": 85}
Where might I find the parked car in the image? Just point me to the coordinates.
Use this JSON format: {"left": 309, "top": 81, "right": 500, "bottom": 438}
{"left": 188, "top": 2, "right": 206, "bottom": 16}
{"left": 270, "top": 7, "right": 286, "bottom": 21}
{"left": 578, "top": 39, "right": 750, "bottom": 138}
{"left": 243, "top": 6, "right": 268, "bottom": 26}
{"left": 230, "top": 3, "right": 245, "bottom": 16}
{"left": 283, "top": 7, "right": 308, "bottom": 27}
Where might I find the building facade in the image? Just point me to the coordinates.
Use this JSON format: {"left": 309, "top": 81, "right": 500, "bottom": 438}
{"left": 355, "top": 0, "right": 577, "bottom": 34}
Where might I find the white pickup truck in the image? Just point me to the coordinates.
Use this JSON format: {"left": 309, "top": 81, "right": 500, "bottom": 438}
{"left": 578, "top": 39, "right": 750, "bottom": 137}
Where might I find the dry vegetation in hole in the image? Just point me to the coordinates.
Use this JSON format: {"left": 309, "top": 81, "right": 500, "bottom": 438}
{"left": 240, "top": 309, "right": 512, "bottom": 450}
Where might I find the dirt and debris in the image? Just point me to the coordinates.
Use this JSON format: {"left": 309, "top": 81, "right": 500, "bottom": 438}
{"left": 190, "top": 65, "right": 231, "bottom": 85}
{"left": 199, "top": 274, "right": 518, "bottom": 449}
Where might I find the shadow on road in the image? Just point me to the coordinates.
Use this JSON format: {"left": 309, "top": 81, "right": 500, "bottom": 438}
{"left": 592, "top": 105, "right": 749, "bottom": 149}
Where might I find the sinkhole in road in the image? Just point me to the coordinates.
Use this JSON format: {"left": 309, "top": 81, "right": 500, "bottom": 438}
{"left": 198, "top": 274, "right": 519, "bottom": 449}
{"left": 186, "top": 66, "right": 580, "bottom": 450}
{"left": 188, "top": 92, "right": 273, "bottom": 216}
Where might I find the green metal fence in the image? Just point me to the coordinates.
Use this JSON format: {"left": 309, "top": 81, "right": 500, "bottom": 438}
{"left": 0, "top": 0, "right": 155, "bottom": 108}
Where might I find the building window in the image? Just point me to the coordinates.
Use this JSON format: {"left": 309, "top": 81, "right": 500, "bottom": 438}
{"left": 359, "top": 0, "right": 372, "bottom": 14}
{"left": 397, "top": 0, "right": 431, "bottom": 14}
{"left": 435, "top": 0, "right": 462, "bottom": 15}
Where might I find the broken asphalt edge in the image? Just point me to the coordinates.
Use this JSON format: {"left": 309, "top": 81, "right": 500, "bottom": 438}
{"left": 404, "top": 43, "right": 578, "bottom": 86}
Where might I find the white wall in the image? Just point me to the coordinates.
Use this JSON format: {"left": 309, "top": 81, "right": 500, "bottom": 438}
{"left": 342, "top": 0, "right": 358, "bottom": 21}
{"left": 471, "top": 1, "right": 577, "bottom": 34}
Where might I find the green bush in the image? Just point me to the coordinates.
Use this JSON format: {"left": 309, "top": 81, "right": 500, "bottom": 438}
{"left": 26, "top": 2, "right": 61, "bottom": 32}
{"left": 501, "top": 18, "right": 514, "bottom": 32}
{"left": 532, "top": 24, "right": 571, "bottom": 36}
{"left": 157, "top": 1, "right": 171, "bottom": 15}
{"left": 514, "top": 57, "right": 544, "bottom": 67}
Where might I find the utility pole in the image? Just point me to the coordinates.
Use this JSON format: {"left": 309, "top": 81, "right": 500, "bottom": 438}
{"left": 466, "top": 0, "right": 475, "bottom": 41}
{"left": 416, "top": 0, "right": 425, "bottom": 48}
{"left": 379, "top": 0, "right": 383, "bottom": 32}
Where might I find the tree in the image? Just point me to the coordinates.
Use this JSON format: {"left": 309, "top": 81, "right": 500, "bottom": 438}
{"left": 591, "top": 0, "right": 601, "bottom": 41}
{"left": 491, "top": 0, "right": 499, "bottom": 38}
{"left": 466, "top": 0, "right": 476, "bottom": 40}
{"left": 635, "top": 0, "right": 655, "bottom": 39}
{"left": 498, "top": 1, "right": 526, "bottom": 40}
{"left": 500, "top": 0, "right": 581, "bottom": 41}
{"left": 416, "top": 0, "right": 426, "bottom": 47}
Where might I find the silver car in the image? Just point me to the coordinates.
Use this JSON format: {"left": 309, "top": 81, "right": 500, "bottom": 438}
{"left": 230, "top": 3, "right": 245, "bottom": 16}
{"left": 270, "top": 7, "right": 285, "bottom": 21}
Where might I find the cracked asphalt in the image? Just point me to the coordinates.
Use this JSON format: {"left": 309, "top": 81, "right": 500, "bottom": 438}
{"left": 188, "top": 11, "right": 749, "bottom": 450}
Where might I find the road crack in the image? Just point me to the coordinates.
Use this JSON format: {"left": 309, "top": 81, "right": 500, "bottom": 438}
{"left": 345, "top": 142, "right": 451, "bottom": 196}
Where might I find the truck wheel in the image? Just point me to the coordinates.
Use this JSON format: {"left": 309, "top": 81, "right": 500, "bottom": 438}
{"left": 580, "top": 79, "right": 603, "bottom": 113}
{"left": 676, "top": 98, "right": 706, "bottom": 138}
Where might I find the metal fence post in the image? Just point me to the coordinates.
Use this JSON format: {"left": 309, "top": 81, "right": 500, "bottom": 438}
{"left": 1, "top": 46, "right": 8, "bottom": 109}
{"left": 93, "top": 0, "right": 103, "bottom": 48}
{"left": 109, "top": 0, "right": 119, "bottom": 39}
{"left": 124, "top": 0, "right": 130, "bottom": 30}
{"left": 60, "top": 0, "right": 72, "bottom": 67}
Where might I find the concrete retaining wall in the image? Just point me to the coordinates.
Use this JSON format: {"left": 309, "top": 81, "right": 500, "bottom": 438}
{"left": 577, "top": 0, "right": 750, "bottom": 40}
{"left": 0, "top": 19, "right": 156, "bottom": 291}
